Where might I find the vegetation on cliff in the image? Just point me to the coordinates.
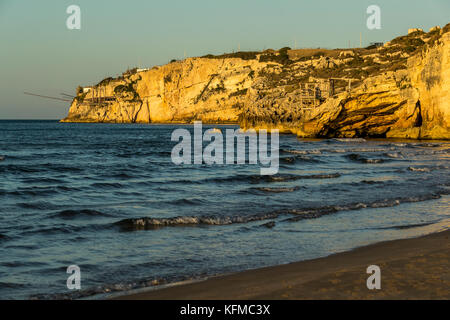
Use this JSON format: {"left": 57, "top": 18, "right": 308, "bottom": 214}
{"left": 63, "top": 24, "right": 450, "bottom": 139}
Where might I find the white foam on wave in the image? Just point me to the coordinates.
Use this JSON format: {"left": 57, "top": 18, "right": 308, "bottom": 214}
{"left": 284, "top": 149, "right": 322, "bottom": 155}
{"left": 333, "top": 138, "right": 367, "bottom": 142}
{"left": 408, "top": 167, "right": 430, "bottom": 172}
{"left": 384, "top": 152, "right": 403, "bottom": 158}
{"left": 256, "top": 186, "right": 300, "bottom": 193}
{"left": 118, "top": 193, "right": 443, "bottom": 230}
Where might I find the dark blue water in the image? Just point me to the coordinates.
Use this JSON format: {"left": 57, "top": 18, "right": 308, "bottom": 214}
{"left": 0, "top": 120, "right": 449, "bottom": 299}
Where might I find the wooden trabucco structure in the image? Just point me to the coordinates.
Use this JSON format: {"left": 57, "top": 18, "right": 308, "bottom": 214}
{"left": 298, "top": 82, "right": 323, "bottom": 108}
{"left": 299, "top": 78, "right": 358, "bottom": 109}
{"left": 83, "top": 87, "right": 116, "bottom": 106}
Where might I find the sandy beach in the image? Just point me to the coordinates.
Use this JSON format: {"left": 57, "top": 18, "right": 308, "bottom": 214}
{"left": 115, "top": 230, "right": 450, "bottom": 300}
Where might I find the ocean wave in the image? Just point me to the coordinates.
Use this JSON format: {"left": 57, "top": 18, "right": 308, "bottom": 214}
{"left": 282, "top": 149, "right": 322, "bottom": 155}
{"left": 0, "top": 165, "right": 41, "bottom": 174}
{"left": 412, "top": 149, "right": 450, "bottom": 156}
{"left": 333, "top": 138, "right": 366, "bottom": 142}
{"left": 364, "top": 159, "right": 385, "bottom": 164}
{"left": 6, "top": 187, "right": 57, "bottom": 197}
{"left": 21, "top": 225, "right": 85, "bottom": 236}
{"left": 253, "top": 186, "right": 300, "bottom": 193}
{"left": 383, "top": 152, "right": 403, "bottom": 159}
{"left": 29, "top": 274, "right": 191, "bottom": 300}
{"left": 56, "top": 185, "right": 82, "bottom": 192}
{"left": 266, "top": 173, "right": 341, "bottom": 182}
{"left": 91, "top": 182, "right": 124, "bottom": 189}
{"left": 51, "top": 209, "right": 112, "bottom": 219}
{"left": 414, "top": 143, "right": 443, "bottom": 148}
{"left": 0, "top": 260, "right": 48, "bottom": 268}
{"left": 373, "top": 221, "right": 437, "bottom": 230}
{"left": 328, "top": 147, "right": 390, "bottom": 153}
{"left": 98, "top": 172, "right": 136, "bottom": 180}
{"left": 280, "top": 155, "right": 321, "bottom": 164}
{"left": 408, "top": 166, "right": 430, "bottom": 172}
{"left": 169, "top": 198, "right": 206, "bottom": 206}
{"left": 115, "top": 193, "right": 442, "bottom": 231}
{"left": 280, "top": 156, "right": 296, "bottom": 164}
{"left": 295, "top": 155, "right": 322, "bottom": 163}
{"left": 115, "top": 212, "right": 281, "bottom": 230}
{"left": 188, "top": 172, "right": 345, "bottom": 185}
{"left": 284, "top": 147, "right": 394, "bottom": 155}
{"left": 283, "top": 193, "right": 441, "bottom": 222}
{"left": 17, "top": 201, "right": 58, "bottom": 210}
{"left": 0, "top": 163, "right": 84, "bottom": 174}
{"left": 21, "top": 223, "right": 108, "bottom": 236}
{"left": 207, "top": 173, "right": 341, "bottom": 184}
{"left": 345, "top": 153, "right": 386, "bottom": 164}
{"left": 40, "top": 163, "right": 84, "bottom": 173}
{"left": 261, "top": 221, "right": 276, "bottom": 228}
{"left": 328, "top": 148, "right": 347, "bottom": 153}
{"left": 3, "top": 244, "right": 39, "bottom": 250}
{"left": 379, "top": 143, "right": 408, "bottom": 148}
{"left": 113, "top": 173, "right": 135, "bottom": 179}
{"left": 20, "top": 177, "right": 67, "bottom": 184}
{"left": 0, "top": 282, "right": 26, "bottom": 289}
{"left": 0, "top": 233, "right": 9, "bottom": 241}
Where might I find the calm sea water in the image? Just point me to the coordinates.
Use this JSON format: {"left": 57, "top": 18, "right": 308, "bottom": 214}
{"left": 0, "top": 120, "right": 449, "bottom": 299}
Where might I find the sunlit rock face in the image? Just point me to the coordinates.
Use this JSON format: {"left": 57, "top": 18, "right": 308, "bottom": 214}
{"left": 62, "top": 25, "right": 450, "bottom": 139}
{"left": 62, "top": 57, "right": 266, "bottom": 124}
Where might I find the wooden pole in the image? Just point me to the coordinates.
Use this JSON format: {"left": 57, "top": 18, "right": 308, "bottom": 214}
{"left": 24, "top": 92, "right": 72, "bottom": 102}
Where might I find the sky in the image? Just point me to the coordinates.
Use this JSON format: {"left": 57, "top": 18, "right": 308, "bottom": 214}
{"left": 0, "top": 0, "right": 449, "bottom": 119}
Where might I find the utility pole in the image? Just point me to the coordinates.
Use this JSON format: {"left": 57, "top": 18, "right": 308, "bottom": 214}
{"left": 360, "top": 32, "right": 362, "bottom": 48}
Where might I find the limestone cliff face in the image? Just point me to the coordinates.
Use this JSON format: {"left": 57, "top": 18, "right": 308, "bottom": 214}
{"left": 404, "top": 31, "right": 450, "bottom": 139}
{"left": 62, "top": 58, "right": 266, "bottom": 124}
{"left": 240, "top": 29, "right": 450, "bottom": 140}
{"left": 63, "top": 25, "right": 450, "bottom": 139}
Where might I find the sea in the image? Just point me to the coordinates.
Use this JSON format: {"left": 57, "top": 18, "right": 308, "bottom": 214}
{"left": 0, "top": 120, "right": 449, "bottom": 299}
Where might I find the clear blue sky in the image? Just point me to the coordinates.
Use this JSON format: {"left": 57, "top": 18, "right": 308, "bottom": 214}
{"left": 1, "top": 0, "right": 449, "bottom": 119}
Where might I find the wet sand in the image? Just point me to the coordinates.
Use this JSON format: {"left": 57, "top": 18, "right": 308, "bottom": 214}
{"left": 115, "top": 230, "right": 450, "bottom": 300}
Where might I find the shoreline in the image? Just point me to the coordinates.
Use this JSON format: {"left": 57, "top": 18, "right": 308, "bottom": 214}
{"left": 56, "top": 120, "right": 450, "bottom": 140}
{"left": 59, "top": 119, "right": 240, "bottom": 125}
{"left": 114, "top": 230, "right": 450, "bottom": 300}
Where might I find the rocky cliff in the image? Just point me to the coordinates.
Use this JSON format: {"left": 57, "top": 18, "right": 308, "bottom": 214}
{"left": 62, "top": 57, "right": 265, "bottom": 124}
{"left": 62, "top": 24, "right": 450, "bottom": 139}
